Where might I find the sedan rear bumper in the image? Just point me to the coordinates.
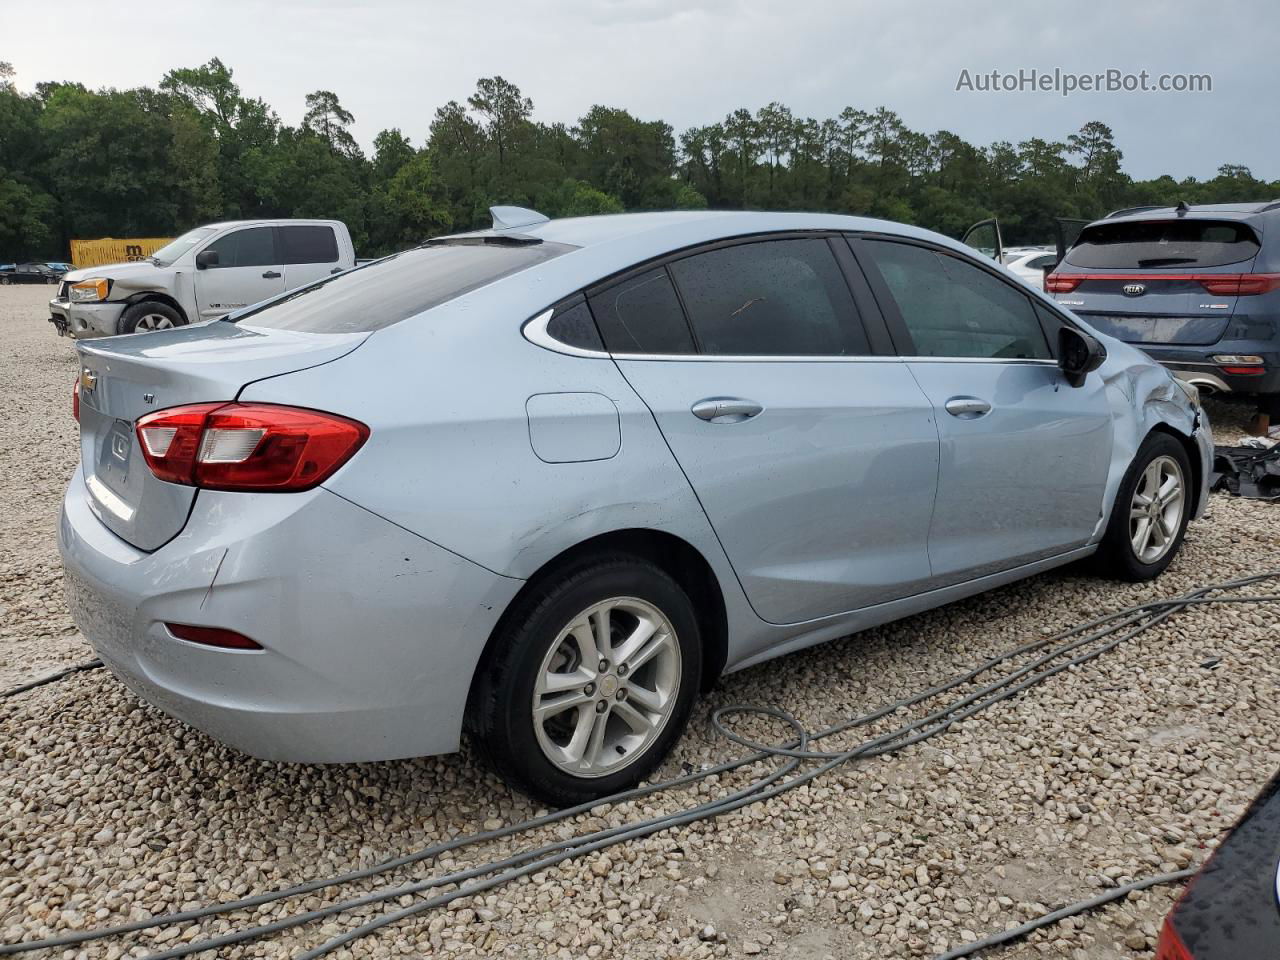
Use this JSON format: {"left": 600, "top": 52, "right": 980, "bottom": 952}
{"left": 59, "top": 468, "right": 523, "bottom": 762}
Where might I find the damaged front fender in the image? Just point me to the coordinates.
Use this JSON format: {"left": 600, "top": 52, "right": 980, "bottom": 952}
{"left": 1093, "top": 335, "right": 1213, "bottom": 538}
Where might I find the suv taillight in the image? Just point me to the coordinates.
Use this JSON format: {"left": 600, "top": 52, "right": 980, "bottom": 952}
{"left": 1199, "top": 273, "right": 1280, "bottom": 296}
{"left": 1154, "top": 919, "right": 1192, "bottom": 960}
{"left": 136, "top": 402, "right": 368, "bottom": 491}
{"left": 73, "top": 378, "right": 80, "bottom": 422}
{"left": 1044, "top": 274, "right": 1082, "bottom": 293}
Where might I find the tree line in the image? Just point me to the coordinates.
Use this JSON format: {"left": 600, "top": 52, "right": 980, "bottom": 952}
{"left": 1, "top": 58, "right": 1276, "bottom": 260}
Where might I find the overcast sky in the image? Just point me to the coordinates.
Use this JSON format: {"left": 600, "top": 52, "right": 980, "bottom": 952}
{"left": 7, "top": 0, "right": 1276, "bottom": 182}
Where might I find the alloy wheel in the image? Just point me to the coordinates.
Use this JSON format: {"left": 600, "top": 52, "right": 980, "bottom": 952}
{"left": 134, "top": 313, "right": 175, "bottom": 331}
{"left": 532, "top": 596, "right": 682, "bottom": 778}
{"left": 1129, "top": 454, "right": 1185, "bottom": 564}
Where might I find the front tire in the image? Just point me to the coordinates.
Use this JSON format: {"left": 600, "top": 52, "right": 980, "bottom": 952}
{"left": 1095, "top": 432, "right": 1192, "bottom": 581}
{"left": 117, "top": 300, "right": 185, "bottom": 335}
{"left": 469, "top": 556, "right": 701, "bottom": 807}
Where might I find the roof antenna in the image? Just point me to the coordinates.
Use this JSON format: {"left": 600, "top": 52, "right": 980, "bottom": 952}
{"left": 490, "top": 206, "right": 549, "bottom": 230}
{"left": 1175, "top": 200, "right": 1190, "bottom": 216}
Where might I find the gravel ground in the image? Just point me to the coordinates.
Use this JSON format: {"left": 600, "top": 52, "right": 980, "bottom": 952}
{"left": 1, "top": 281, "right": 1277, "bottom": 960}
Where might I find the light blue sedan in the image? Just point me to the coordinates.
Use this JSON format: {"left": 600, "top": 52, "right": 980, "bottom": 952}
{"left": 60, "top": 208, "right": 1210, "bottom": 805}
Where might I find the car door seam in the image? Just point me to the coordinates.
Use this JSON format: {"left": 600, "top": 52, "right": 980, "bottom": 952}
{"left": 901, "top": 360, "right": 941, "bottom": 579}
{"left": 604, "top": 354, "right": 775, "bottom": 625}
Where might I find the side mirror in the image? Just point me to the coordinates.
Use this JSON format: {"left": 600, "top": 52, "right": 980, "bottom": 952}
{"left": 195, "top": 250, "right": 219, "bottom": 270}
{"left": 1058, "top": 326, "right": 1106, "bottom": 388}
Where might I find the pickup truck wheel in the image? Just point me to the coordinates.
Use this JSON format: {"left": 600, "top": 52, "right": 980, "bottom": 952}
{"left": 118, "top": 301, "right": 185, "bottom": 335}
{"left": 468, "top": 556, "right": 701, "bottom": 807}
{"left": 0, "top": 276, "right": 10, "bottom": 285}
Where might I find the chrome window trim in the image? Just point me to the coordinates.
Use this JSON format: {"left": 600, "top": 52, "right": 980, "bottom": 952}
{"left": 525, "top": 305, "right": 1062, "bottom": 367}
{"left": 611, "top": 353, "right": 901, "bottom": 363}
{"left": 522, "top": 307, "right": 611, "bottom": 359}
{"left": 610, "top": 354, "right": 1057, "bottom": 365}
{"left": 900, "top": 357, "right": 1058, "bottom": 366}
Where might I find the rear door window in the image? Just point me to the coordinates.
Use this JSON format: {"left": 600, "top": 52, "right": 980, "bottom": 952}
{"left": 233, "top": 240, "right": 575, "bottom": 333}
{"left": 1064, "top": 220, "right": 1260, "bottom": 269}
{"left": 204, "top": 227, "right": 277, "bottom": 268}
{"left": 864, "top": 239, "right": 1051, "bottom": 360}
{"left": 588, "top": 268, "right": 696, "bottom": 354}
{"left": 279, "top": 225, "right": 340, "bottom": 264}
{"left": 668, "top": 238, "right": 869, "bottom": 356}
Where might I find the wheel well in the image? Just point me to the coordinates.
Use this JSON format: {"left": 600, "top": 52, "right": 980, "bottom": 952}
{"left": 477, "top": 530, "right": 729, "bottom": 699}
{"left": 1149, "top": 423, "right": 1202, "bottom": 506}
{"left": 122, "top": 292, "right": 188, "bottom": 323}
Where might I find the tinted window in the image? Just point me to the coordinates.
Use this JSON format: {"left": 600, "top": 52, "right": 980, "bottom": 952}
{"left": 232, "top": 240, "right": 575, "bottom": 333}
{"left": 204, "top": 227, "right": 277, "bottom": 268}
{"left": 280, "top": 225, "right": 339, "bottom": 264}
{"left": 866, "top": 240, "right": 1051, "bottom": 360}
{"left": 1064, "top": 219, "right": 1260, "bottom": 269}
{"left": 588, "top": 269, "right": 695, "bottom": 354}
{"left": 1033, "top": 301, "right": 1065, "bottom": 350}
{"left": 668, "top": 239, "right": 867, "bottom": 356}
{"left": 545, "top": 301, "right": 604, "bottom": 352}
{"left": 1027, "top": 254, "right": 1057, "bottom": 270}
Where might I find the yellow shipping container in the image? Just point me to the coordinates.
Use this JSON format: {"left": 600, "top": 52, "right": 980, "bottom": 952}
{"left": 70, "top": 237, "right": 174, "bottom": 269}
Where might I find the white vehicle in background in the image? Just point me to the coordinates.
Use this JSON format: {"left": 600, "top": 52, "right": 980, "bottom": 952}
{"left": 1000, "top": 247, "right": 1057, "bottom": 290}
{"left": 48, "top": 220, "right": 356, "bottom": 338}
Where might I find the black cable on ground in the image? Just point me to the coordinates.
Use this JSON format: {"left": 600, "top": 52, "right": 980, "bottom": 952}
{"left": 0, "top": 658, "right": 101, "bottom": 699}
{"left": 933, "top": 867, "right": 1197, "bottom": 959}
{"left": 1, "top": 572, "right": 1275, "bottom": 959}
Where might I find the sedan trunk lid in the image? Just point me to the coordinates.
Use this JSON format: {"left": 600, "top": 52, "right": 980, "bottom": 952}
{"left": 76, "top": 322, "right": 366, "bottom": 550}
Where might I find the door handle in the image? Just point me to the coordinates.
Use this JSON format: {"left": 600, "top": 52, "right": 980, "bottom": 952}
{"left": 944, "top": 396, "right": 992, "bottom": 419}
{"left": 262, "top": 270, "right": 282, "bottom": 279}
{"left": 691, "top": 398, "right": 764, "bottom": 423}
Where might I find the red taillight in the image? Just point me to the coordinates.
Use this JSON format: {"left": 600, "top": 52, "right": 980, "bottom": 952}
{"left": 1219, "top": 365, "right": 1266, "bottom": 376}
{"left": 1044, "top": 272, "right": 1280, "bottom": 296}
{"left": 1154, "top": 918, "right": 1192, "bottom": 960}
{"left": 1199, "top": 273, "right": 1280, "bottom": 296}
{"left": 166, "top": 623, "right": 262, "bottom": 650}
{"left": 73, "top": 378, "right": 80, "bottom": 422}
{"left": 136, "top": 402, "right": 369, "bottom": 492}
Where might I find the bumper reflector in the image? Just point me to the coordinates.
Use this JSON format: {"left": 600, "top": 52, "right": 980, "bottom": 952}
{"left": 166, "top": 623, "right": 263, "bottom": 650}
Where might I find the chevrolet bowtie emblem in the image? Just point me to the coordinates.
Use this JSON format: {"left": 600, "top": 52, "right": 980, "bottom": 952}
{"left": 80, "top": 368, "right": 98, "bottom": 391}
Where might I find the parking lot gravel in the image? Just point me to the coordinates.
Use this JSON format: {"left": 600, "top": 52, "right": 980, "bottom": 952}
{"left": 1, "top": 282, "right": 1277, "bottom": 960}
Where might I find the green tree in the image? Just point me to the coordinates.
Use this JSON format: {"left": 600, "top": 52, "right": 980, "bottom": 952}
{"left": 382, "top": 152, "right": 451, "bottom": 243}
{"left": 303, "top": 90, "right": 360, "bottom": 157}
{"left": 467, "top": 76, "right": 533, "bottom": 175}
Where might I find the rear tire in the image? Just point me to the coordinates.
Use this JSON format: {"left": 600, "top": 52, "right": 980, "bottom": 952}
{"left": 1095, "top": 432, "right": 1192, "bottom": 581}
{"left": 118, "top": 300, "right": 185, "bottom": 335}
{"left": 468, "top": 556, "right": 701, "bottom": 807}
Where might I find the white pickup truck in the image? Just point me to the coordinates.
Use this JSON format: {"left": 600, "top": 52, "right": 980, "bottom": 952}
{"left": 49, "top": 219, "right": 357, "bottom": 338}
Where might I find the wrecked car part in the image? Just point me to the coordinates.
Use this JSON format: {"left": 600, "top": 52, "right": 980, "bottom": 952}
{"left": 1210, "top": 443, "right": 1280, "bottom": 499}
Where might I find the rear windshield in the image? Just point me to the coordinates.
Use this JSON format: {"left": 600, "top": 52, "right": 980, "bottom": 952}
{"left": 1064, "top": 219, "right": 1260, "bottom": 269}
{"left": 231, "top": 239, "right": 575, "bottom": 333}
